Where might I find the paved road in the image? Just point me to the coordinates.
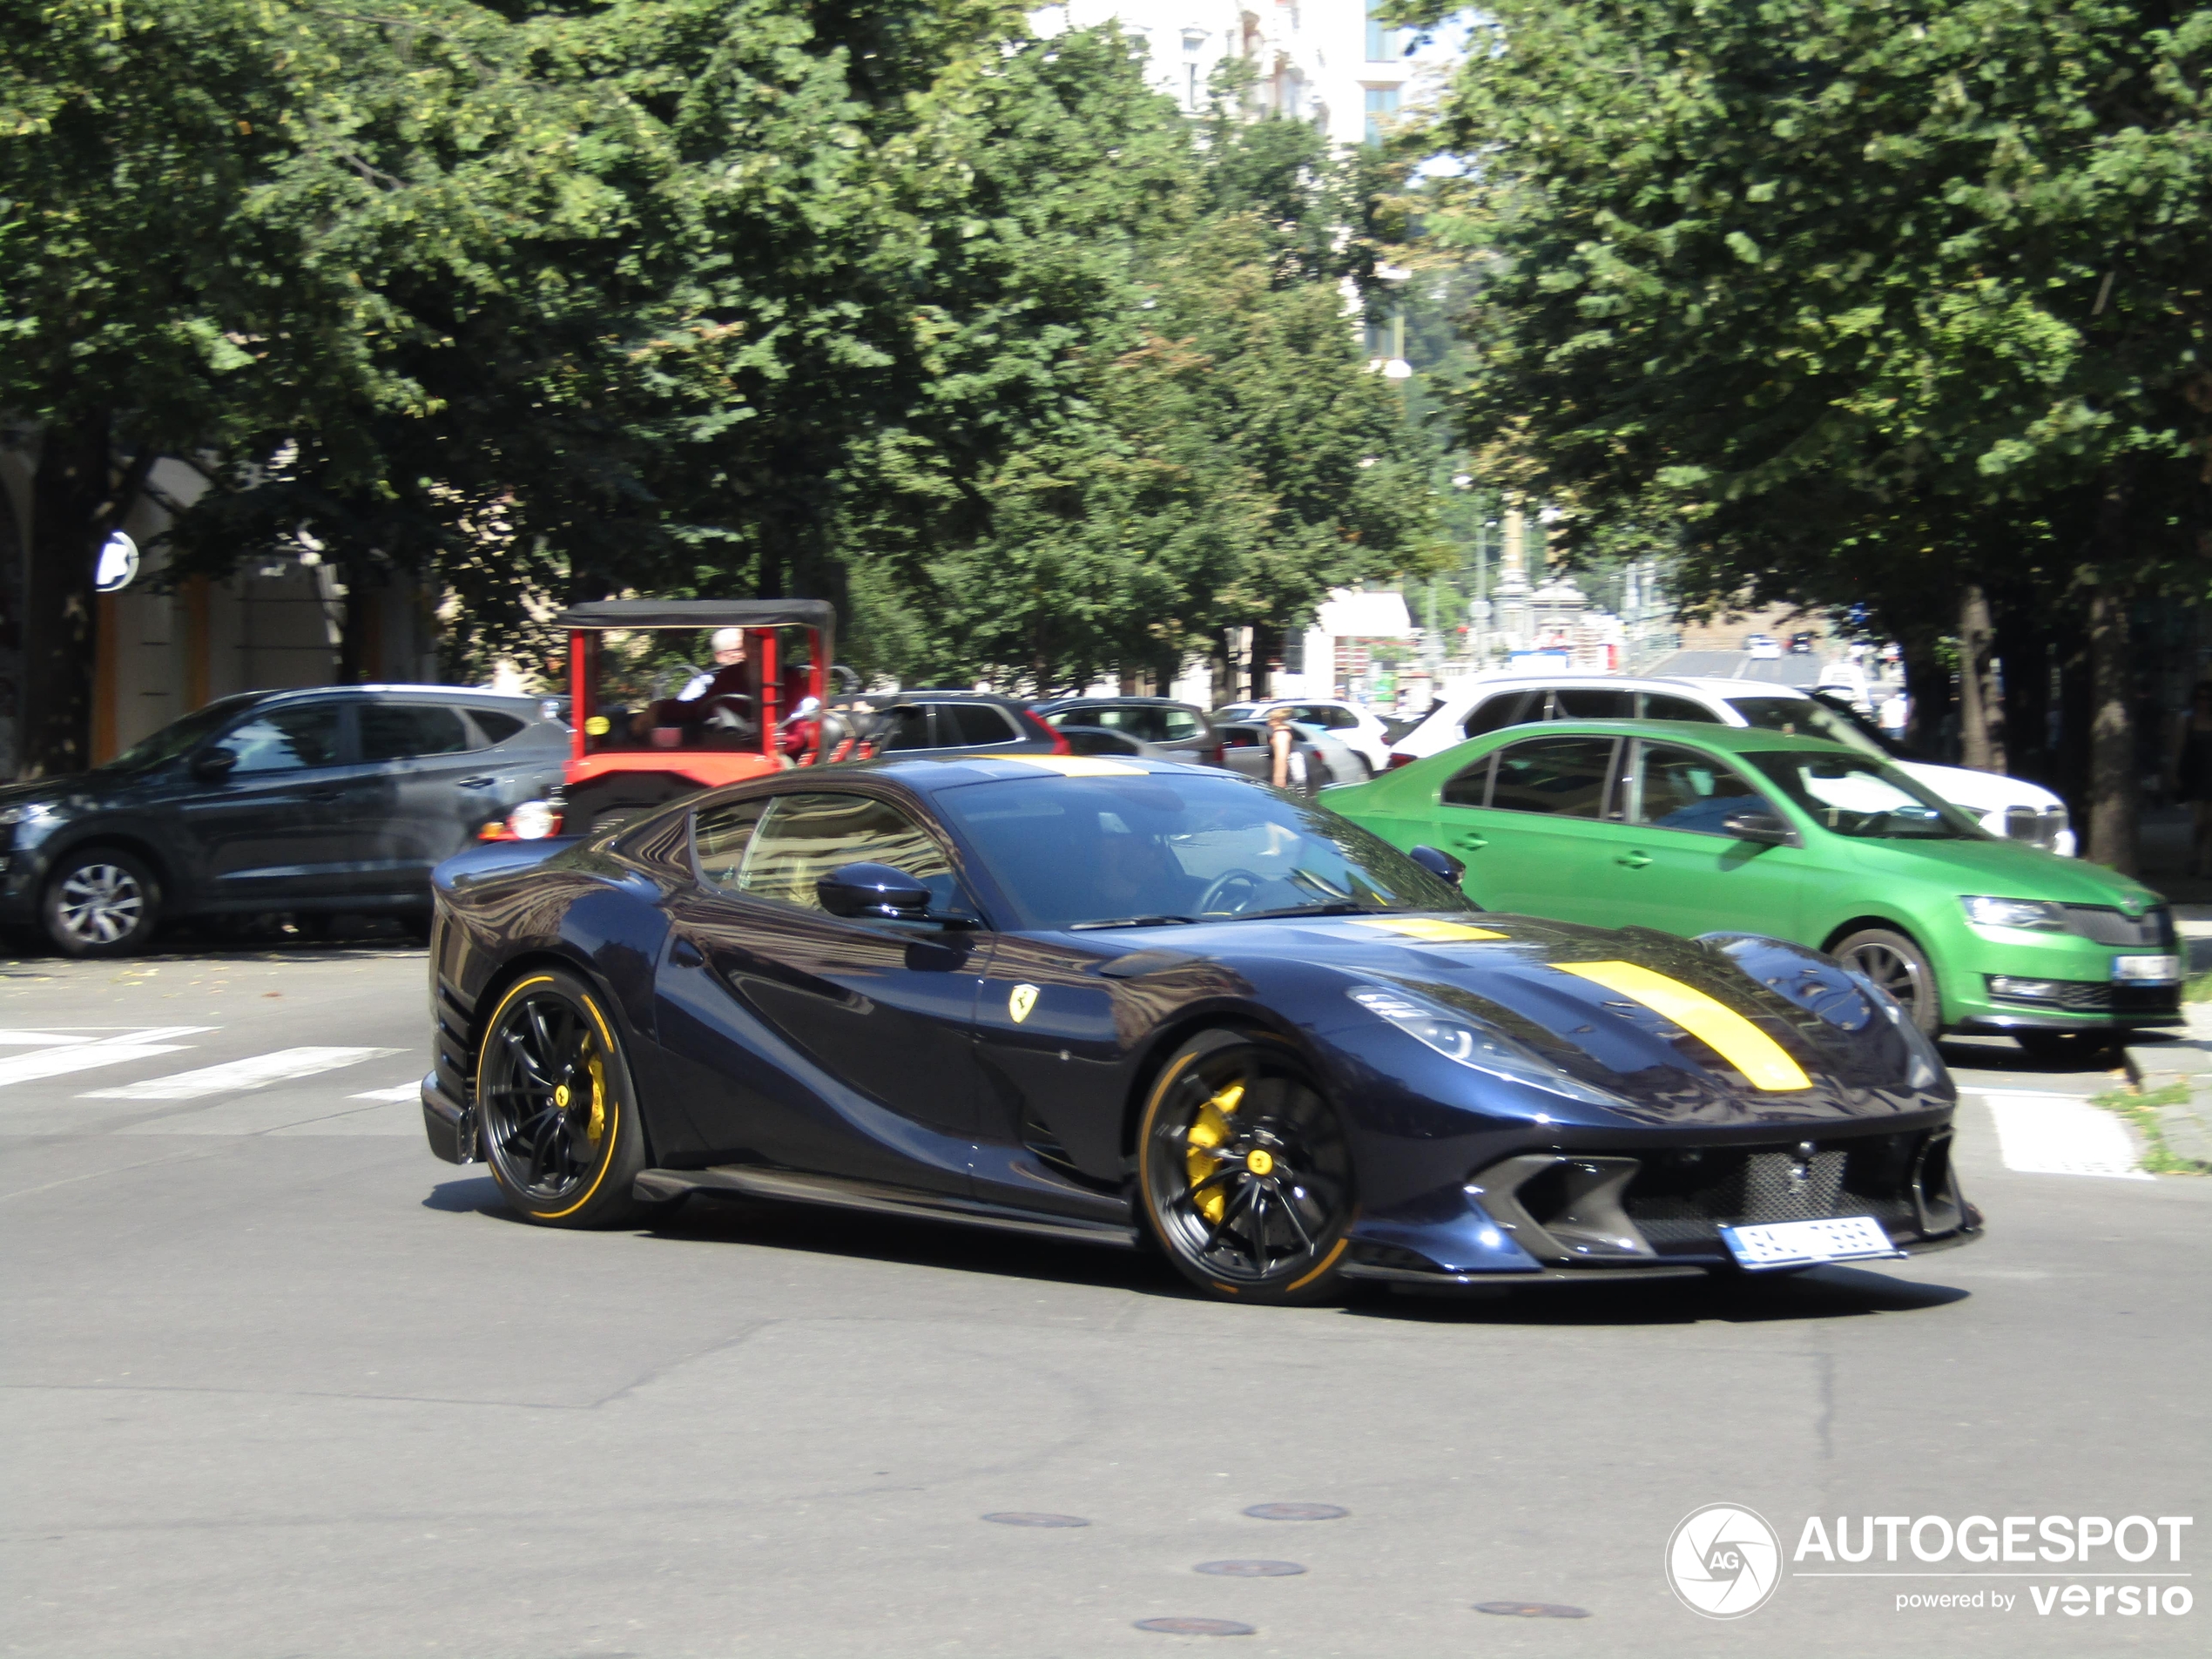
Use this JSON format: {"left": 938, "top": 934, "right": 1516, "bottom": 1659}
{"left": 3, "top": 945, "right": 2203, "bottom": 1656}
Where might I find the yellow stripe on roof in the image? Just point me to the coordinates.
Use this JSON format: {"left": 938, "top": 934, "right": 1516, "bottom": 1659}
{"left": 971, "top": 754, "right": 1145, "bottom": 777}
{"left": 1556, "top": 961, "right": 1811, "bottom": 1091}
{"left": 1347, "top": 916, "right": 1510, "bottom": 942}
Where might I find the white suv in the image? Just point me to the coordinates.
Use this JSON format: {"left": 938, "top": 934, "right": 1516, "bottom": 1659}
{"left": 1213, "top": 698, "right": 1394, "bottom": 774}
{"left": 1388, "top": 674, "right": 2076, "bottom": 855}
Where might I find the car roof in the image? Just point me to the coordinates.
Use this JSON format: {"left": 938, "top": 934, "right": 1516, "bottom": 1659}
{"left": 1497, "top": 718, "right": 1865, "bottom": 756}
{"left": 1450, "top": 674, "right": 1813, "bottom": 702}
{"left": 251, "top": 683, "right": 546, "bottom": 708}
{"left": 783, "top": 752, "right": 1232, "bottom": 799}
{"left": 1035, "top": 695, "right": 1200, "bottom": 709}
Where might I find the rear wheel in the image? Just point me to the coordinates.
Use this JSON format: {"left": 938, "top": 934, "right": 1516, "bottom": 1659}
{"left": 1830, "top": 927, "right": 1940, "bottom": 1037}
{"left": 1136, "top": 1030, "right": 1354, "bottom": 1305}
{"left": 42, "top": 849, "right": 161, "bottom": 957}
{"left": 475, "top": 968, "right": 650, "bottom": 1227}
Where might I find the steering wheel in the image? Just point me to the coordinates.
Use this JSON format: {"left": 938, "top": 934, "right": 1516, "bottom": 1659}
{"left": 700, "top": 693, "right": 756, "bottom": 732}
{"left": 1198, "top": 869, "right": 1266, "bottom": 916}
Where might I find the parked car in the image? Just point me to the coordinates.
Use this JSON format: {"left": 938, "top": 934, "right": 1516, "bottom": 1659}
{"left": 827, "top": 691, "right": 1065, "bottom": 759}
{"left": 1216, "top": 720, "right": 1367, "bottom": 792}
{"left": 1743, "top": 633, "right": 1783, "bottom": 659}
{"left": 1032, "top": 697, "right": 1222, "bottom": 765}
{"left": 0, "top": 685, "right": 569, "bottom": 955}
{"left": 1387, "top": 673, "right": 2076, "bottom": 855}
{"left": 1054, "top": 726, "right": 1172, "bottom": 760}
{"left": 1788, "top": 631, "right": 1817, "bottom": 655}
{"left": 1211, "top": 698, "right": 1389, "bottom": 773}
{"left": 1329, "top": 720, "right": 2175, "bottom": 1054}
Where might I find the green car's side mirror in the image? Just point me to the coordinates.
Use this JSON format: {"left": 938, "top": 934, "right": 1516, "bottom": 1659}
{"left": 1723, "top": 810, "right": 1797, "bottom": 847}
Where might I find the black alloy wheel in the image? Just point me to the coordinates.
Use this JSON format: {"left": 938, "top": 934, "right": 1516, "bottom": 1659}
{"left": 1136, "top": 1029, "right": 1354, "bottom": 1304}
{"left": 1830, "top": 927, "right": 1941, "bottom": 1038}
{"left": 475, "top": 968, "right": 650, "bottom": 1227}
{"left": 42, "top": 848, "right": 162, "bottom": 957}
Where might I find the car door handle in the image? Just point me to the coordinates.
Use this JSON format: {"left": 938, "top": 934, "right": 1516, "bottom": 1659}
{"left": 1452, "top": 833, "right": 1488, "bottom": 852}
{"left": 669, "top": 938, "right": 705, "bottom": 968}
{"left": 1615, "top": 851, "right": 1653, "bottom": 869}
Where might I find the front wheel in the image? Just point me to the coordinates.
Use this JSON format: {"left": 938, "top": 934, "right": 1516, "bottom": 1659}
{"left": 475, "top": 968, "right": 651, "bottom": 1227}
{"left": 1830, "top": 926, "right": 1940, "bottom": 1037}
{"left": 42, "top": 849, "right": 162, "bottom": 957}
{"left": 1136, "top": 1030, "right": 1354, "bottom": 1305}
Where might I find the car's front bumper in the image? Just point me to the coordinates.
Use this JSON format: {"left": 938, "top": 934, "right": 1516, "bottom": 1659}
{"left": 1941, "top": 922, "right": 2182, "bottom": 1032}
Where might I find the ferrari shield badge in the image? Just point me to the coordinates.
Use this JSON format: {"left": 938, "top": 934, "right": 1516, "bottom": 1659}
{"left": 1008, "top": 983, "right": 1040, "bottom": 1023}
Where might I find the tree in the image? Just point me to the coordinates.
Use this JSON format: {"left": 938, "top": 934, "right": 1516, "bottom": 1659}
{"left": 1413, "top": 0, "right": 2212, "bottom": 869}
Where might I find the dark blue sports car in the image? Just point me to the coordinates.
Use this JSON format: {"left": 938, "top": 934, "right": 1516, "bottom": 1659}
{"left": 421, "top": 755, "right": 1979, "bottom": 1303}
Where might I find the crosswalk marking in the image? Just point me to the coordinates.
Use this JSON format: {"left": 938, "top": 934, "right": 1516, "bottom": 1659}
{"left": 81, "top": 1047, "right": 401, "bottom": 1102}
{"left": 0, "top": 1028, "right": 213, "bottom": 1089}
{"left": 1981, "top": 1093, "right": 2150, "bottom": 1180}
{"left": 350, "top": 1082, "right": 423, "bottom": 1102}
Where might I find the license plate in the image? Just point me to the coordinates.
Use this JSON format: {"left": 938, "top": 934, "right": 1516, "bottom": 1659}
{"left": 2113, "top": 954, "right": 2180, "bottom": 983}
{"left": 1719, "top": 1215, "right": 1901, "bottom": 1271}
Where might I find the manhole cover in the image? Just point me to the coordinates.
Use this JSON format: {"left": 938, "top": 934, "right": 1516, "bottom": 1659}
{"left": 981, "top": 1512, "right": 1089, "bottom": 1528}
{"left": 1135, "top": 1618, "right": 1256, "bottom": 1635}
{"left": 1242, "top": 1502, "right": 1347, "bottom": 1521}
{"left": 1195, "top": 1560, "right": 1305, "bottom": 1577}
{"left": 1474, "top": 1601, "right": 1591, "bottom": 1619}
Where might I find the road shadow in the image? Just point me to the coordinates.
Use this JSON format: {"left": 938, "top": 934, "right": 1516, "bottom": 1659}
{"left": 1938, "top": 1033, "right": 2126, "bottom": 1076}
{"left": 435, "top": 1179, "right": 1973, "bottom": 1324}
{"left": 1, "top": 912, "right": 424, "bottom": 970}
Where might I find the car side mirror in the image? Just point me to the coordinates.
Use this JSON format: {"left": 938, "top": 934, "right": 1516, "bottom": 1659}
{"left": 818, "top": 860, "right": 933, "bottom": 920}
{"left": 191, "top": 748, "right": 239, "bottom": 782}
{"left": 1408, "top": 845, "right": 1467, "bottom": 885}
{"left": 1723, "top": 810, "right": 1797, "bottom": 846}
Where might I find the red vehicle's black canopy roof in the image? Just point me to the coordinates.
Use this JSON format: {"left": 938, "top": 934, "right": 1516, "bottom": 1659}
{"left": 556, "top": 599, "right": 836, "bottom": 633}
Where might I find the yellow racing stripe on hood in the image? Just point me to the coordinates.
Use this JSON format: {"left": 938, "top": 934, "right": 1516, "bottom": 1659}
{"left": 1557, "top": 961, "right": 1811, "bottom": 1091}
{"left": 1347, "top": 916, "right": 1510, "bottom": 942}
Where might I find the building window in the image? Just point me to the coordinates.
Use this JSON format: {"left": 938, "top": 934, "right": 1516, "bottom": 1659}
{"left": 1364, "top": 86, "right": 1400, "bottom": 143}
{"left": 1366, "top": 1, "right": 1403, "bottom": 62}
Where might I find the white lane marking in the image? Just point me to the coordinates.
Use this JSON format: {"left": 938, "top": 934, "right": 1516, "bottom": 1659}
{"left": 0, "top": 1031, "right": 95, "bottom": 1047}
{"left": 82, "top": 1047, "right": 400, "bottom": 1101}
{"left": 1981, "top": 1094, "right": 2150, "bottom": 1179}
{"left": 349, "top": 1082, "right": 422, "bottom": 1102}
{"left": 0, "top": 1028, "right": 214, "bottom": 1089}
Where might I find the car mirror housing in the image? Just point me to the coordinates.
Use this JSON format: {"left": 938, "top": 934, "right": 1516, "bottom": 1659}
{"left": 1407, "top": 844, "right": 1467, "bottom": 886}
{"left": 190, "top": 748, "right": 239, "bottom": 781}
{"left": 818, "top": 860, "right": 933, "bottom": 920}
{"left": 1723, "top": 810, "right": 1797, "bottom": 846}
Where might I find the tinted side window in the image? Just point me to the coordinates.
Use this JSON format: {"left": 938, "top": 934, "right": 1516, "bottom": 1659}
{"left": 1633, "top": 743, "right": 1764, "bottom": 835}
{"left": 694, "top": 799, "right": 769, "bottom": 892}
{"left": 1553, "top": 688, "right": 1633, "bottom": 719}
{"left": 735, "top": 793, "right": 953, "bottom": 911}
{"left": 1641, "top": 694, "right": 1720, "bottom": 724}
{"left": 211, "top": 705, "right": 343, "bottom": 774}
{"left": 1489, "top": 736, "right": 1618, "bottom": 819}
{"left": 470, "top": 710, "right": 527, "bottom": 745}
{"left": 1463, "top": 690, "right": 1535, "bottom": 738}
{"left": 1161, "top": 709, "right": 1203, "bottom": 742}
{"left": 1442, "top": 756, "right": 1492, "bottom": 808}
{"left": 1220, "top": 725, "right": 1262, "bottom": 749}
{"left": 361, "top": 704, "right": 473, "bottom": 762}
{"left": 943, "top": 703, "right": 1019, "bottom": 746}
{"left": 875, "top": 706, "right": 934, "bottom": 751}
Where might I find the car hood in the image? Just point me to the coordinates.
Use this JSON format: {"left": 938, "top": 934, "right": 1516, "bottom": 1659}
{"left": 1839, "top": 833, "right": 2159, "bottom": 907}
{"left": 1894, "top": 759, "right": 2060, "bottom": 812}
{"left": 1081, "top": 911, "right": 1946, "bottom": 1130}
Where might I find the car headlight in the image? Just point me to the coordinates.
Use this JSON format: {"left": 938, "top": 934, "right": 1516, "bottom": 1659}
{"left": 1960, "top": 895, "right": 2067, "bottom": 931}
{"left": 1348, "top": 985, "right": 1627, "bottom": 1109}
{"left": 1842, "top": 970, "right": 1945, "bottom": 1090}
{"left": 508, "top": 800, "right": 560, "bottom": 840}
{"left": 0, "top": 802, "right": 54, "bottom": 828}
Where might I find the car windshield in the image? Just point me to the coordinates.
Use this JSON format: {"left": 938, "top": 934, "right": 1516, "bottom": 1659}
{"left": 1747, "top": 750, "right": 1986, "bottom": 840}
{"left": 934, "top": 769, "right": 1467, "bottom": 931}
{"left": 1213, "top": 704, "right": 1258, "bottom": 723}
{"left": 97, "top": 694, "right": 265, "bottom": 773}
{"left": 1726, "top": 694, "right": 1892, "bottom": 760}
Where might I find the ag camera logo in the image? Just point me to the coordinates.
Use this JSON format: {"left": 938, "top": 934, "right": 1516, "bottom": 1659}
{"left": 1668, "top": 1504, "right": 1783, "bottom": 1619}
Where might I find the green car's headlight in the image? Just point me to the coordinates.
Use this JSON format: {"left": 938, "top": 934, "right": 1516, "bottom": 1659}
{"left": 1347, "top": 984, "right": 1626, "bottom": 1109}
{"left": 1960, "top": 895, "right": 2067, "bottom": 932}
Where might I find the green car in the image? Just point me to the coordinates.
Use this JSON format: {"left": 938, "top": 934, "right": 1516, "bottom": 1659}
{"left": 1324, "top": 720, "right": 2180, "bottom": 1056}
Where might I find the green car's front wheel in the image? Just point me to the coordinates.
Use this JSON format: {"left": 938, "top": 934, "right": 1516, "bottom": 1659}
{"left": 1831, "top": 927, "right": 1940, "bottom": 1037}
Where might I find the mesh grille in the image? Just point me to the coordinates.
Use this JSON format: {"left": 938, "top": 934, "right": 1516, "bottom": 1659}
{"left": 2061, "top": 904, "right": 2174, "bottom": 948}
{"left": 1620, "top": 1135, "right": 1921, "bottom": 1251}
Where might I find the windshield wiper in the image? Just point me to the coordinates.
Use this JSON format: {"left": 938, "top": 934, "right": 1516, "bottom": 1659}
{"left": 1067, "top": 914, "right": 1198, "bottom": 930}
{"left": 1213, "top": 901, "right": 1389, "bottom": 922}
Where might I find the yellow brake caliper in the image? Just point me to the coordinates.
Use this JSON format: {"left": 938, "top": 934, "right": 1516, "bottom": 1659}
{"left": 1185, "top": 1081, "right": 1244, "bottom": 1223}
{"left": 585, "top": 1047, "right": 607, "bottom": 1144}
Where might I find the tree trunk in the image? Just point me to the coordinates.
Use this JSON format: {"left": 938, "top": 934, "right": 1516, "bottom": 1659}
{"left": 1956, "top": 583, "right": 2006, "bottom": 773}
{"left": 2085, "top": 581, "right": 2138, "bottom": 873}
{"left": 21, "top": 415, "right": 115, "bottom": 779}
{"left": 1898, "top": 626, "right": 1952, "bottom": 759}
